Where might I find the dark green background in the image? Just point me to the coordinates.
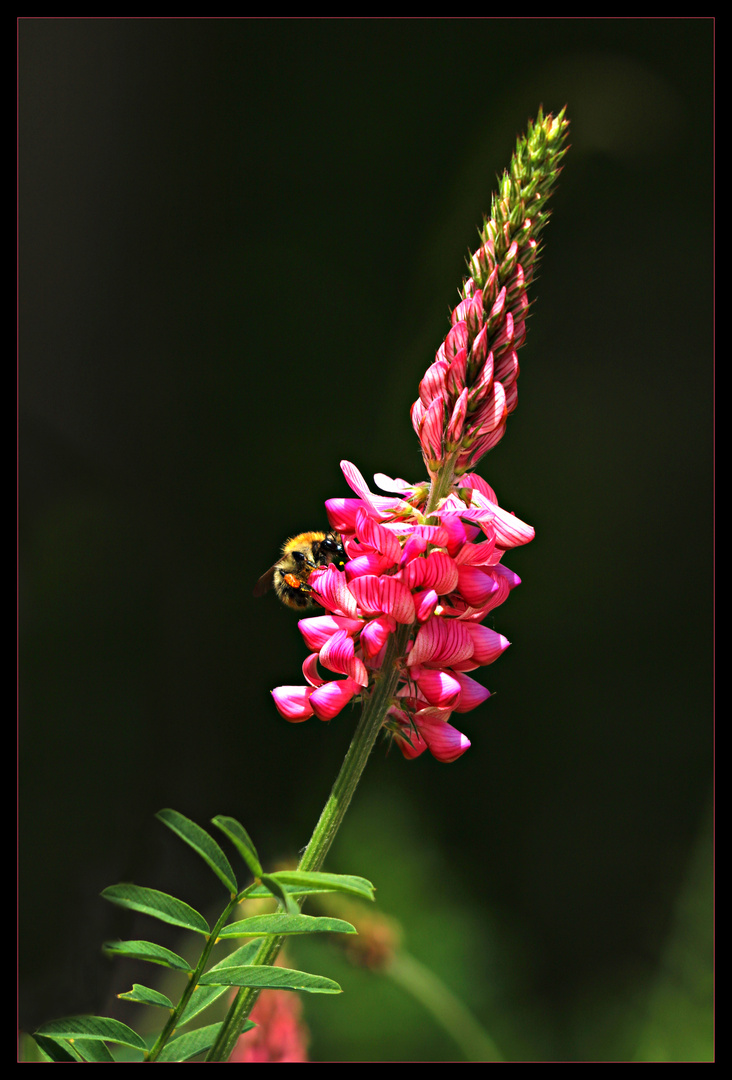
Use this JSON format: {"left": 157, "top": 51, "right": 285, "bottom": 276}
{"left": 19, "top": 18, "right": 713, "bottom": 1061}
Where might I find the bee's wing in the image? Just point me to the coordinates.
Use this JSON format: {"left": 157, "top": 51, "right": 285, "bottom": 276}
{"left": 253, "top": 564, "right": 278, "bottom": 597}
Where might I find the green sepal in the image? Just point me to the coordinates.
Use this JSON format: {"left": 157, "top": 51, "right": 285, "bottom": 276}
{"left": 261, "top": 870, "right": 375, "bottom": 902}
{"left": 117, "top": 983, "right": 174, "bottom": 1009}
{"left": 199, "top": 964, "right": 341, "bottom": 994}
{"left": 219, "top": 913, "right": 357, "bottom": 938}
{"left": 33, "top": 1015, "right": 147, "bottom": 1054}
{"left": 211, "top": 814, "right": 263, "bottom": 879}
{"left": 101, "top": 883, "right": 210, "bottom": 935}
{"left": 103, "top": 939, "right": 192, "bottom": 971}
{"left": 157, "top": 808, "right": 238, "bottom": 894}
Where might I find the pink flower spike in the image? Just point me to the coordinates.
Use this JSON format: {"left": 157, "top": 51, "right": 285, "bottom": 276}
{"left": 310, "top": 677, "right": 361, "bottom": 721}
{"left": 272, "top": 686, "right": 315, "bottom": 723}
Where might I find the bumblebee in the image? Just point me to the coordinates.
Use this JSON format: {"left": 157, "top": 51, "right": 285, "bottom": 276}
{"left": 254, "top": 531, "right": 347, "bottom": 610}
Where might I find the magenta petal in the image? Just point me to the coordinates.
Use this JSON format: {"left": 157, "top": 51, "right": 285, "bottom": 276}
{"left": 413, "top": 588, "right": 439, "bottom": 622}
{"left": 408, "top": 618, "right": 473, "bottom": 668}
{"left": 378, "top": 577, "right": 417, "bottom": 624}
{"left": 302, "top": 652, "right": 325, "bottom": 688}
{"left": 298, "top": 615, "right": 362, "bottom": 652}
{"left": 416, "top": 668, "right": 462, "bottom": 709}
{"left": 319, "top": 629, "right": 368, "bottom": 686}
{"left": 417, "top": 712, "right": 471, "bottom": 763}
{"left": 272, "top": 686, "right": 314, "bottom": 722}
{"left": 325, "top": 497, "right": 365, "bottom": 533}
{"left": 310, "top": 678, "right": 360, "bottom": 721}
{"left": 354, "top": 510, "right": 402, "bottom": 563}
{"left": 361, "top": 615, "right": 396, "bottom": 658}
{"left": 465, "top": 623, "right": 510, "bottom": 664}
{"left": 410, "top": 706, "right": 471, "bottom": 762}
{"left": 452, "top": 671, "right": 491, "bottom": 712}
{"left": 309, "top": 564, "right": 359, "bottom": 618}
{"left": 456, "top": 565, "right": 500, "bottom": 607}
{"left": 347, "top": 574, "right": 383, "bottom": 617}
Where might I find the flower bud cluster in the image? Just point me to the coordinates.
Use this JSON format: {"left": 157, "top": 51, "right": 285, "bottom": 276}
{"left": 411, "top": 108, "right": 569, "bottom": 477}
{"left": 272, "top": 461, "right": 533, "bottom": 763}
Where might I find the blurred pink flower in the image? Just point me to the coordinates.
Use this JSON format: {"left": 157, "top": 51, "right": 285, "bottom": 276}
{"left": 228, "top": 985, "right": 309, "bottom": 1063}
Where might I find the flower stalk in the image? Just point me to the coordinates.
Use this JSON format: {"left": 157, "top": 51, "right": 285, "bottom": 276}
{"left": 213, "top": 108, "right": 568, "bottom": 1060}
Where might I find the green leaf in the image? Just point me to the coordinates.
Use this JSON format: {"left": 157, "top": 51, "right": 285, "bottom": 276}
{"left": 219, "top": 913, "right": 357, "bottom": 938}
{"left": 176, "top": 942, "right": 265, "bottom": 1027}
{"left": 259, "top": 872, "right": 299, "bottom": 914}
{"left": 33, "top": 1015, "right": 147, "bottom": 1053}
{"left": 101, "top": 883, "right": 210, "bottom": 935}
{"left": 262, "top": 870, "right": 375, "bottom": 902}
{"left": 211, "top": 815, "right": 263, "bottom": 878}
{"left": 178, "top": 984, "right": 231, "bottom": 1027}
{"left": 31, "top": 1034, "right": 82, "bottom": 1062}
{"left": 103, "top": 939, "right": 192, "bottom": 971}
{"left": 66, "top": 1039, "right": 117, "bottom": 1062}
{"left": 157, "top": 809, "right": 238, "bottom": 894}
{"left": 157, "top": 1022, "right": 254, "bottom": 1062}
{"left": 206, "top": 939, "right": 263, "bottom": 971}
{"left": 199, "top": 964, "right": 341, "bottom": 994}
{"left": 34, "top": 1036, "right": 116, "bottom": 1062}
{"left": 117, "top": 983, "right": 174, "bottom": 1009}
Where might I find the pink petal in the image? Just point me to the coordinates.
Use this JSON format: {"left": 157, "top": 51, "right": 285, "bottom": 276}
{"left": 302, "top": 653, "right": 325, "bottom": 687}
{"left": 308, "top": 564, "right": 359, "bottom": 618}
{"left": 272, "top": 686, "right": 315, "bottom": 722}
{"left": 413, "top": 588, "right": 439, "bottom": 622}
{"left": 465, "top": 623, "right": 510, "bottom": 664}
{"left": 408, "top": 618, "right": 473, "bottom": 668}
{"left": 416, "top": 668, "right": 462, "bottom": 709}
{"left": 452, "top": 671, "right": 491, "bottom": 712}
{"left": 354, "top": 510, "right": 402, "bottom": 563}
{"left": 319, "top": 629, "right": 369, "bottom": 686}
{"left": 455, "top": 565, "right": 500, "bottom": 607}
{"left": 298, "top": 615, "right": 362, "bottom": 652}
{"left": 415, "top": 709, "right": 471, "bottom": 763}
{"left": 309, "top": 677, "right": 360, "bottom": 721}
{"left": 360, "top": 615, "right": 396, "bottom": 658}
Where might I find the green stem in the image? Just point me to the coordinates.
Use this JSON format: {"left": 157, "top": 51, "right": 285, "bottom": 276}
{"left": 147, "top": 896, "right": 240, "bottom": 1062}
{"left": 206, "top": 624, "right": 411, "bottom": 1062}
{"left": 386, "top": 951, "right": 504, "bottom": 1062}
